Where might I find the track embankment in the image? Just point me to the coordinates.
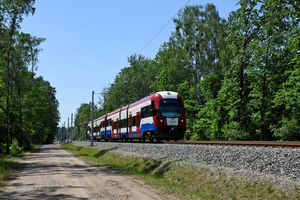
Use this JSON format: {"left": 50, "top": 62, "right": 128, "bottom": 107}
{"left": 75, "top": 140, "right": 300, "bottom": 189}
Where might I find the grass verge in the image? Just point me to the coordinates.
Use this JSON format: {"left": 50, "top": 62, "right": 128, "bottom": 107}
{"left": 62, "top": 143, "right": 300, "bottom": 200}
{"left": 0, "top": 144, "right": 41, "bottom": 186}
{"left": 0, "top": 159, "right": 19, "bottom": 185}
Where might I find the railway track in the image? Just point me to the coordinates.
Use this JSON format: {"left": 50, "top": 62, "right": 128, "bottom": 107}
{"left": 88, "top": 139, "right": 300, "bottom": 149}
{"left": 165, "top": 140, "right": 300, "bottom": 149}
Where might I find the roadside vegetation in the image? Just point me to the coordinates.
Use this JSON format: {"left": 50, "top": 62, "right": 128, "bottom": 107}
{"left": 0, "top": 0, "right": 60, "bottom": 156}
{"left": 0, "top": 159, "right": 18, "bottom": 186}
{"left": 62, "top": 144, "right": 300, "bottom": 200}
{"left": 0, "top": 140, "right": 40, "bottom": 186}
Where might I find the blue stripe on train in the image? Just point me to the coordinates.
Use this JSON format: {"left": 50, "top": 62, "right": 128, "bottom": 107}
{"left": 119, "top": 123, "right": 157, "bottom": 137}
{"left": 141, "top": 123, "right": 157, "bottom": 135}
{"left": 108, "top": 123, "right": 157, "bottom": 138}
{"left": 119, "top": 131, "right": 137, "bottom": 137}
{"left": 101, "top": 131, "right": 105, "bottom": 137}
{"left": 106, "top": 130, "right": 112, "bottom": 136}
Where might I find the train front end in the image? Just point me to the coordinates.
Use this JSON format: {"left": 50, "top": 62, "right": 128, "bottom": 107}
{"left": 151, "top": 91, "right": 186, "bottom": 140}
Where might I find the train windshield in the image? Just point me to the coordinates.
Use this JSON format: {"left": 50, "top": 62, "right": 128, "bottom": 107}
{"left": 159, "top": 99, "right": 182, "bottom": 118}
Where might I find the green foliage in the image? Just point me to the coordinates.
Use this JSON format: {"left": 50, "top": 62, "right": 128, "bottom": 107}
{"left": 74, "top": 0, "right": 299, "bottom": 141}
{"left": 74, "top": 103, "right": 91, "bottom": 140}
{"left": 0, "top": 158, "right": 18, "bottom": 184}
{"left": 99, "top": 54, "right": 156, "bottom": 113}
{"left": 0, "top": 0, "right": 59, "bottom": 155}
{"left": 9, "top": 139, "right": 23, "bottom": 156}
{"left": 272, "top": 60, "right": 300, "bottom": 140}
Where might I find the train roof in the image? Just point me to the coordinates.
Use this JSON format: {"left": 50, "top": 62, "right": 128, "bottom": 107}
{"left": 88, "top": 91, "right": 180, "bottom": 124}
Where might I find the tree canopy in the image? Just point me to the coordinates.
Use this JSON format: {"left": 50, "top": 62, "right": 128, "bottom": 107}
{"left": 0, "top": 0, "right": 59, "bottom": 155}
{"left": 74, "top": 0, "right": 299, "bottom": 141}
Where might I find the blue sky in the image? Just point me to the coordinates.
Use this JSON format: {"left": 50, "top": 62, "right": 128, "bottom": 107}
{"left": 20, "top": 0, "right": 239, "bottom": 126}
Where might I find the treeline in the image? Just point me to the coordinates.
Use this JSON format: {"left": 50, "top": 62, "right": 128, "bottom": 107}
{"left": 74, "top": 0, "right": 299, "bottom": 141}
{"left": 0, "top": 0, "right": 60, "bottom": 155}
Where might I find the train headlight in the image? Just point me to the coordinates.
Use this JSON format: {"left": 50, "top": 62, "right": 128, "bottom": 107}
{"left": 157, "top": 118, "right": 164, "bottom": 123}
{"left": 181, "top": 119, "right": 184, "bottom": 123}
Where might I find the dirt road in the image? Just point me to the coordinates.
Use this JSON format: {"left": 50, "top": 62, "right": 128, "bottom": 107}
{"left": 0, "top": 144, "right": 176, "bottom": 200}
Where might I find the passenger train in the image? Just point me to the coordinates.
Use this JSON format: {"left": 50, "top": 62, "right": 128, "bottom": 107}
{"left": 87, "top": 91, "right": 186, "bottom": 142}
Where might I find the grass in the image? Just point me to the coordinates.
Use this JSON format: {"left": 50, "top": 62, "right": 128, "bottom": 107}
{"left": 0, "top": 144, "right": 41, "bottom": 186}
{"left": 0, "top": 158, "right": 19, "bottom": 185}
{"left": 62, "top": 143, "right": 300, "bottom": 200}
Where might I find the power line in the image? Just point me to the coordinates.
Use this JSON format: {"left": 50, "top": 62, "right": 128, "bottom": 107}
{"left": 138, "top": 0, "right": 192, "bottom": 54}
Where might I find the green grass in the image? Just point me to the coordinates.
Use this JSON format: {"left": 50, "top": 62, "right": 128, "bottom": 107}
{"left": 62, "top": 144, "right": 300, "bottom": 200}
{"left": 0, "top": 144, "right": 41, "bottom": 186}
{"left": 0, "top": 158, "right": 18, "bottom": 185}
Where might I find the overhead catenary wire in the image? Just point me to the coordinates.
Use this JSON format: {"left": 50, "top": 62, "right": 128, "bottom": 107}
{"left": 138, "top": 0, "right": 193, "bottom": 54}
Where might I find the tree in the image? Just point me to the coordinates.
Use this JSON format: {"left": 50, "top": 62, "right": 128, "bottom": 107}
{"left": 0, "top": 0, "right": 59, "bottom": 154}
{"left": 216, "top": 0, "right": 260, "bottom": 140}
{"left": 247, "top": 0, "right": 298, "bottom": 140}
{"left": 74, "top": 104, "right": 91, "bottom": 140}
{"left": 100, "top": 54, "right": 155, "bottom": 113}
{"left": 172, "top": 4, "right": 226, "bottom": 105}
{"left": 272, "top": 3, "right": 299, "bottom": 140}
{"left": 0, "top": 0, "right": 36, "bottom": 153}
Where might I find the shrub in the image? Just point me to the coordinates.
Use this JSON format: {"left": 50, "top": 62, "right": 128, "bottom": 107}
{"left": 9, "top": 139, "right": 23, "bottom": 156}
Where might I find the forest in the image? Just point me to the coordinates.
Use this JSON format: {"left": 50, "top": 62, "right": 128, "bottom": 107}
{"left": 74, "top": 0, "right": 299, "bottom": 141}
{"left": 0, "top": 0, "right": 60, "bottom": 155}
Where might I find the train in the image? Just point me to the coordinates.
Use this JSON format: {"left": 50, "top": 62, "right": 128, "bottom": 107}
{"left": 87, "top": 91, "right": 186, "bottom": 142}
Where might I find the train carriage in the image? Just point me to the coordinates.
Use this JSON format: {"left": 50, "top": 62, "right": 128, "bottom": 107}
{"left": 107, "top": 109, "right": 120, "bottom": 140}
{"left": 88, "top": 91, "right": 186, "bottom": 142}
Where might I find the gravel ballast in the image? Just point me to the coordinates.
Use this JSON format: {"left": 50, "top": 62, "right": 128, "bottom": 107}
{"left": 73, "top": 141, "right": 300, "bottom": 188}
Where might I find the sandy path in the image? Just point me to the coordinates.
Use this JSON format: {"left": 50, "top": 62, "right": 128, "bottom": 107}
{"left": 0, "top": 144, "right": 176, "bottom": 200}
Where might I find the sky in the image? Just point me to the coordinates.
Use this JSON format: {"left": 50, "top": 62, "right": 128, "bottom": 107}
{"left": 20, "top": 0, "right": 239, "bottom": 126}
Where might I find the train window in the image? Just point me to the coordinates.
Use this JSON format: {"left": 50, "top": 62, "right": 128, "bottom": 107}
{"left": 132, "top": 116, "right": 136, "bottom": 126}
{"left": 159, "top": 99, "right": 182, "bottom": 118}
{"left": 141, "top": 108, "right": 144, "bottom": 118}
{"left": 120, "top": 119, "right": 128, "bottom": 128}
{"left": 141, "top": 105, "right": 152, "bottom": 118}
{"left": 107, "top": 119, "right": 112, "bottom": 126}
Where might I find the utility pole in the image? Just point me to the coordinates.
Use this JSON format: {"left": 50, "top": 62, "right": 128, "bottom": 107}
{"left": 68, "top": 117, "right": 70, "bottom": 143}
{"left": 61, "top": 123, "right": 63, "bottom": 143}
{"left": 91, "top": 90, "right": 94, "bottom": 147}
{"left": 63, "top": 122, "right": 66, "bottom": 143}
{"left": 71, "top": 113, "right": 73, "bottom": 143}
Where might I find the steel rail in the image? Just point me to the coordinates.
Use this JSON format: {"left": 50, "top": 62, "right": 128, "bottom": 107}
{"left": 164, "top": 140, "right": 300, "bottom": 149}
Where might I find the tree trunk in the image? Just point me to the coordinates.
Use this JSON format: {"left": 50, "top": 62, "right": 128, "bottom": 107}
{"left": 6, "top": 14, "right": 17, "bottom": 155}
{"left": 18, "top": 94, "right": 23, "bottom": 147}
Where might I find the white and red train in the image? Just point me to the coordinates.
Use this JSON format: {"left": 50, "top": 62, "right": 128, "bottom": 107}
{"left": 87, "top": 91, "right": 186, "bottom": 142}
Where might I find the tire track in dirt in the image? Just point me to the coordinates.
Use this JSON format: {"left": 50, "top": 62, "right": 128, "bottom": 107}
{"left": 0, "top": 144, "right": 177, "bottom": 200}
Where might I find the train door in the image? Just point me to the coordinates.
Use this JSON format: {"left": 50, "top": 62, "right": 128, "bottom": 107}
{"left": 136, "top": 112, "right": 141, "bottom": 137}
